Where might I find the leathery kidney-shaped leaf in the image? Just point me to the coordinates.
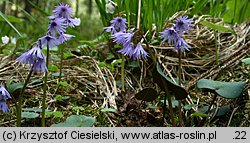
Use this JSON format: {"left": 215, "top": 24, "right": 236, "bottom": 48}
{"left": 6, "top": 81, "right": 24, "bottom": 94}
{"left": 135, "top": 88, "right": 158, "bottom": 102}
{"left": 241, "top": 58, "right": 250, "bottom": 65}
{"left": 51, "top": 115, "right": 96, "bottom": 127}
{"left": 21, "top": 112, "right": 39, "bottom": 119}
{"left": 153, "top": 63, "right": 188, "bottom": 100}
{"left": 214, "top": 105, "right": 231, "bottom": 117}
{"left": 197, "top": 79, "right": 245, "bottom": 99}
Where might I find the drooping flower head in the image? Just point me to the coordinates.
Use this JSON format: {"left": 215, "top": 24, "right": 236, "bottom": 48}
{"left": 112, "top": 32, "right": 133, "bottom": 46}
{"left": 58, "top": 33, "right": 75, "bottom": 45}
{"left": 65, "top": 17, "right": 81, "bottom": 28}
{"left": 0, "top": 85, "right": 11, "bottom": 113}
{"left": 16, "top": 45, "right": 47, "bottom": 73}
{"left": 0, "top": 85, "right": 11, "bottom": 100}
{"left": 159, "top": 27, "right": 191, "bottom": 52}
{"left": 0, "top": 101, "right": 10, "bottom": 112}
{"left": 50, "top": 3, "right": 80, "bottom": 28}
{"left": 48, "top": 3, "right": 80, "bottom": 44}
{"left": 105, "top": 17, "right": 127, "bottom": 34}
{"left": 33, "top": 57, "right": 47, "bottom": 73}
{"left": 113, "top": 32, "right": 134, "bottom": 57}
{"left": 39, "top": 35, "right": 58, "bottom": 49}
{"left": 174, "top": 37, "right": 191, "bottom": 52}
{"left": 16, "top": 45, "right": 44, "bottom": 64}
{"left": 174, "top": 16, "right": 193, "bottom": 35}
{"left": 118, "top": 43, "right": 135, "bottom": 57}
{"left": 159, "top": 27, "right": 179, "bottom": 44}
{"left": 160, "top": 16, "right": 193, "bottom": 53}
{"left": 52, "top": 3, "right": 72, "bottom": 19}
{"left": 117, "top": 42, "right": 148, "bottom": 60}
{"left": 131, "top": 43, "right": 148, "bottom": 60}
{"left": 113, "top": 31, "right": 148, "bottom": 60}
{"left": 48, "top": 18, "right": 67, "bottom": 36}
{"left": 16, "top": 3, "right": 79, "bottom": 74}
{"left": 111, "top": 17, "right": 127, "bottom": 31}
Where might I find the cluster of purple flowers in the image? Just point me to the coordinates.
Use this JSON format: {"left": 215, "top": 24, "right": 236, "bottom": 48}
{"left": 0, "top": 85, "right": 11, "bottom": 113}
{"left": 105, "top": 17, "right": 148, "bottom": 60}
{"left": 17, "top": 3, "right": 80, "bottom": 72}
{"left": 160, "top": 16, "right": 193, "bottom": 52}
{"left": 105, "top": 17, "right": 127, "bottom": 34}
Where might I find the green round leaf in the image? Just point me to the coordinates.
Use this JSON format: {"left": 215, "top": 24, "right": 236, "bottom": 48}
{"left": 48, "top": 65, "right": 58, "bottom": 72}
{"left": 52, "top": 111, "right": 64, "bottom": 118}
{"left": 135, "top": 88, "right": 158, "bottom": 102}
{"left": 21, "top": 112, "right": 39, "bottom": 119}
{"left": 241, "top": 58, "right": 250, "bottom": 65}
{"left": 63, "top": 52, "right": 73, "bottom": 59}
{"left": 52, "top": 72, "right": 65, "bottom": 77}
{"left": 184, "top": 104, "right": 198, "bottom": 111}
{"left": 128, "top": 61, "right": 139, "bottom": 68}
{"left": 45, "top": 111, "right": 64, "bottom": 118}
{"left": 51, "top": 115, "right": 96, "bottom": 127}
{"left": 214, "top": 105, "right": 231, "bottom": 117}
{"left": 200, "top": 20, "right": 234, "bottom": 33}
{"left": 59, "top": 81, "right": 69, "bottom": 87}
{"left": 153, "top": 63, "right": 188, "bottom": 100}
{"left": 197, "top": 79, "right": 245, "bottom": 99}
{"left": 6, "top": 82, "right": 24, "bottom": 94}
{"left": 198, "top": 106, "right": 209, "bottom": 113}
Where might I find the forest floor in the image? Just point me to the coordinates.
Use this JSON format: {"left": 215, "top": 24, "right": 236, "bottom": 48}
{"left": 0, "top": 18, "right": 249, "bottom": 127}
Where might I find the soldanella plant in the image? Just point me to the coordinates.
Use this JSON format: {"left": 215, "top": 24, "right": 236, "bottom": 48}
{"left": 160, "top": 16, "right": 193, "bottom": 126}
{"left": 15, "top": 3, "right": 80, "bottom": 127}
{"left": 160, "top": 16, "right": 193, "bottom": 52}
{"left": 104, "top": 15, "right": 149, "bottom": 92}
{"left": 105, "top": 17, "right": 149, "bottom": 60}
